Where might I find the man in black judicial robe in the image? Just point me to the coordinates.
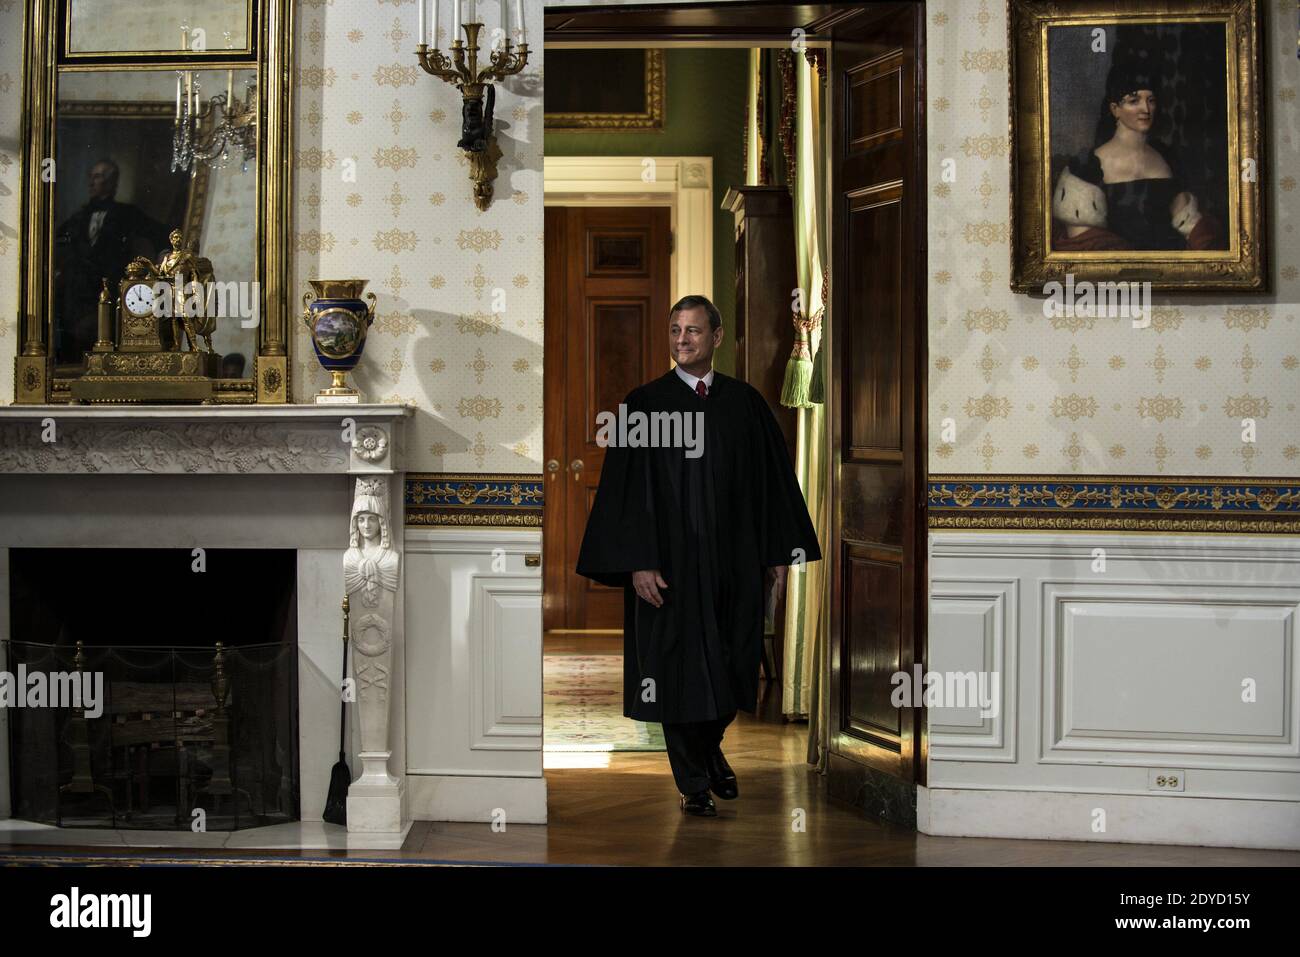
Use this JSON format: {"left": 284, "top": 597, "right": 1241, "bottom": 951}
{"left": 576, "top": 294, "right": 821, "bottom": 817}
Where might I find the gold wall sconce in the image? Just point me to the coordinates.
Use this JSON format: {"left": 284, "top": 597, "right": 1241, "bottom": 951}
{"left": 415, "top": 1, "right": 529, "bottom": 211}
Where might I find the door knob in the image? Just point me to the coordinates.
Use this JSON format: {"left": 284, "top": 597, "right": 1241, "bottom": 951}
{"left": 570, "top": 458, "right": 584, "bottom": 479}
{"left": 546, "top": 459, "right": 560, "bottom": 478}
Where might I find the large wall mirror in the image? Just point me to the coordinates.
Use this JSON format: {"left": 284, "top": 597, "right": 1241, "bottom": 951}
{"left": 15, "top": 0, "right": 292, "bottom": 404}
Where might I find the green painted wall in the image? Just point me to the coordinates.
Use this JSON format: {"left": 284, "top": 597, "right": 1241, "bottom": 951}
{"left": 545, "top": 48, "right": 750, "bottom": 374}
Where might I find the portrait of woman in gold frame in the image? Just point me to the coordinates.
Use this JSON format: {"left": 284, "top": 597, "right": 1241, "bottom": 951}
{"left": 1008, "top": 0, "right": 1265, "bottom": 292}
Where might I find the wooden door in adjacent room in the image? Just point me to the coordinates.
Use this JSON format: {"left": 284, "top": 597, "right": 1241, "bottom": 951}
{"left": 543, "top": 205, "right": 672, "bottom": 631}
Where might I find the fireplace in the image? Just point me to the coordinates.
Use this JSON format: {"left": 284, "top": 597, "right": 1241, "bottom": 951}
{"left": 0, "top": 404, "right": 412, "bottom": 844}
{"left": 6, "top": 548, "right": 299, "bottom": 830}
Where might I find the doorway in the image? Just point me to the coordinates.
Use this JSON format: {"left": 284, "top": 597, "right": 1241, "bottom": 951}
{"left": 541, "top": 2, "right": 929, "bottom": 822}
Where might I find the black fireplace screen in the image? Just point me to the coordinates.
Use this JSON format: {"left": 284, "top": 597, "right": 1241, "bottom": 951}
{"left": 5, "top": 639, "right": 299, "bottom": 830}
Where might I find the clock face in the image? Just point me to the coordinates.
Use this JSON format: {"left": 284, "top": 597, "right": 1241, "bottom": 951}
{"left": 123, "top": 282, "right": 155, "bottom": 317}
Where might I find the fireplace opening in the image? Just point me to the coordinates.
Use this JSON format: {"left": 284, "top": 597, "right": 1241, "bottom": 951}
{"left": 5, "top": 548, "right": 299, "bottom": 830}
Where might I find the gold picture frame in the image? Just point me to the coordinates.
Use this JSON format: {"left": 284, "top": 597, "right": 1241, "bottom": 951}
{"left": 15, "top": 0, "right": 293, "bottom": 404}
{"left": 1008, "top": 0, "right": 1266, "bottom": 292}
{"left": 544, "top": 49, "right": 665, "bottom": 131}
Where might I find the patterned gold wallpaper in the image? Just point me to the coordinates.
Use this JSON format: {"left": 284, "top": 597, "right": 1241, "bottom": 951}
{"left": 4, "top": 0, "right": 1295, "bottom": 480}
{"left": 927, "top": 0, "right": 1299, "bottom": 476}
{"left": 292, "top": 0, "right": 543, "bottom": 473}
{"left": 0, "top": 0, "right": 544, "bottom": 477}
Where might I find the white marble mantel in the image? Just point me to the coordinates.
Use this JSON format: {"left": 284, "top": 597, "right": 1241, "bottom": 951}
{"left": 0, "top": 403, "right": 415, "bottom": 847}
{"left": 0, "top": 404, "right": 413, "bottom": 475}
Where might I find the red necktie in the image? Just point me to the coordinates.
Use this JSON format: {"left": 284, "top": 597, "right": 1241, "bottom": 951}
{"left": 695, "top": 380, "right": 708, "bottom": 399}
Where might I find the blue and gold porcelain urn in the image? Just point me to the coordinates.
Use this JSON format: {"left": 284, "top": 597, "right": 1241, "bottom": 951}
{"left": 302, "top": 279, "right": 377, "bottom": 403}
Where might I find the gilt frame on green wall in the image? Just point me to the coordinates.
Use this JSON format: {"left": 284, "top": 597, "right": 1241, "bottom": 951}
{"left": 544, "top": 49, "right": 665, "bottom": 131}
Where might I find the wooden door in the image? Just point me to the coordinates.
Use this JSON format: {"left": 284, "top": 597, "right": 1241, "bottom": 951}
{"left": 543, "top": 205, "right": 672, "bottom": 632}
{"left": 827, "top": 3, "right": 928, "bottom": 801}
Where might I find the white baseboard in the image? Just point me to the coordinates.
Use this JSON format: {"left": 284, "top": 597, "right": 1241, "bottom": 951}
{"left": 406, "top": 774, "right": 548, "bottom": 825}
{"left": 918, "top": 785, "right": 1300, "bottom": 850}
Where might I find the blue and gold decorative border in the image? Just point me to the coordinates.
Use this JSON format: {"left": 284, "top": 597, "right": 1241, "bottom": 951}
{"left": 928, "top": 475, "right": 1300, "bottom": 534}
{"left": 406, "top": 473, "right": 543, "bottom": 527}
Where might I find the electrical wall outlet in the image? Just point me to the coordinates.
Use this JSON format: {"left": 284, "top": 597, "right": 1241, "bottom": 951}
{"left": 1148, "top": 769, "right": 1186, "bottom": 792}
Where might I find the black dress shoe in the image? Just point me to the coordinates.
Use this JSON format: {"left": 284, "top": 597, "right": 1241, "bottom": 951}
{"left": 680, "top": 790, "right": 717, "bottom": 816}
{"left": 706, "top": 748, "right": 738, "bottom": 800}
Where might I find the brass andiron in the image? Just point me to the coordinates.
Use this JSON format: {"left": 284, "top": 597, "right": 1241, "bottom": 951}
{"left": 57, "top": 640, "right": 115, "bottom": 826}
{"left": 196, "top": 641, "right": 252, "bottom": 821}
{"left": 206, "top": 641, "right": 232, "bottom": 796}
{"left": 416, "top": 16, "right": 529, "bottom": 210}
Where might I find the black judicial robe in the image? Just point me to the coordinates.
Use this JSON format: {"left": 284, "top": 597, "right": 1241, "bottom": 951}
{"left": 575, "top": 369, "right": 821, "bottom": 723}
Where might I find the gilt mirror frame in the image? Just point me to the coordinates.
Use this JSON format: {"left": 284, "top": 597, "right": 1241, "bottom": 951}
{"left": 14, "top": 0, "right": 293, "bottom": 404}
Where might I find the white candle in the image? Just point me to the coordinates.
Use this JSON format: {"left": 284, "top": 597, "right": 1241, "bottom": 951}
{"left": 418, "top": 0, "right": 425, "bottom": 45}
{"left": 431, "top": 0, "right": 438, "bottom": 46}
{"left": 516, "top": 0, "right": 525, "bottom": 44}
{"left": 465, "top": 0, "right": 476, "bottom": 25}
{"left": 501, "top": 0, "right": 509, "bottom": 40}
{"left": 453, "top": 0, "right": 461, "bottom": 39}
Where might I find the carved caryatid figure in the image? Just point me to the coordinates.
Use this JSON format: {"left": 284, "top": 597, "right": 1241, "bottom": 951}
{"left": 344, "top": 479, "right": 400, "bottom": 609}
{"left": 343, "top": 476, "right": 401, "bottom": 797}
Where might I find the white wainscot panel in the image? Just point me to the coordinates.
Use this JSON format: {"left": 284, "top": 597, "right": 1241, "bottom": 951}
{"left": 470, "top": 574, "right": 543, "bottom": 750}
{"left": 1043, "top": 580, "right": 1300, "bottom": 767}
{"left": 403, "top": 528, "right": 543, "bottom": 778}
{"left": 928, "top": 578, "right": 1017, "bottom": 762}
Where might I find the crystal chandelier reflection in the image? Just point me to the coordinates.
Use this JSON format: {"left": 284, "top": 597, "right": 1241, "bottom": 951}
{"left": 171, "top": 29, "right": 256, "bottom": 175}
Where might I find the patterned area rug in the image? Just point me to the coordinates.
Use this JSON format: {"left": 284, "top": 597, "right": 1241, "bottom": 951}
{"left": 544, "top": 654, "right": 665, "bottom": 752}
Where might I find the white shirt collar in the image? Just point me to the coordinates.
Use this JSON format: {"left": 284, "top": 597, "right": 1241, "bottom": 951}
{"left": 674, "top": 365, "right": 714, "bottom": 391}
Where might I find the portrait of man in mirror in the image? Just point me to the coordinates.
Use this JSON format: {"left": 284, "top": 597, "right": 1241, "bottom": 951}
{"left": 52, "top": 157, "right": 173, "bottom": 364}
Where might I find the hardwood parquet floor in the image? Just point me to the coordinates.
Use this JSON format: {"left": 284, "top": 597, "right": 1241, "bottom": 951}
{"left": 4, "top": 639, "right": 1297, "bottom": 866}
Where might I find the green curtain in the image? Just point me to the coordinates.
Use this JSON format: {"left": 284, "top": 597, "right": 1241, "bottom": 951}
{"left": 746, "top": 50, "right": 830, "bottom": 766}
{"left": 782, "top": 53, "right": 830, "bottom": 773}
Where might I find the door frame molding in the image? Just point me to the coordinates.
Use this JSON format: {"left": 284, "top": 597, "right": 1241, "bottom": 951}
{"left": 542, "top": 155, "right": 714, "bottom": 307}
